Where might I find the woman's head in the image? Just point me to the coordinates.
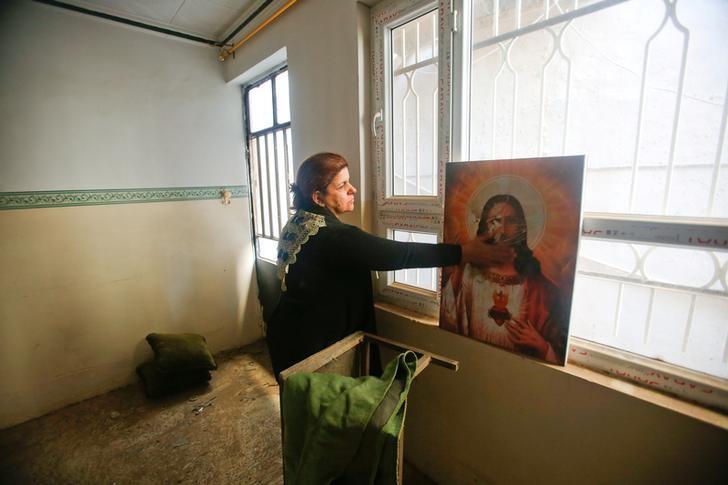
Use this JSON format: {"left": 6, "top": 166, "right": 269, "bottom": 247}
{"left": 292, "top": 152, "right": 356, "bottom": 216}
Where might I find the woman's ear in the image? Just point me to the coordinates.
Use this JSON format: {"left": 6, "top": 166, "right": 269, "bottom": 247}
{"left": 311, "top": 191, "right": 325, "bottom": 207}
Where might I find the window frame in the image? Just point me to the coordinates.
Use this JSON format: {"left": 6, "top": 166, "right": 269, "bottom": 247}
{"left": 372, "top": 0, "right": 728, "bottom": 411}
{"left": 372, "top": 0, "right": 446, "bottom": 214}
{"left": 243, "top": 64, "right": 293, "bottom": 263}
{"left": 371, "top": 0, "right": 452, "bottom": 314}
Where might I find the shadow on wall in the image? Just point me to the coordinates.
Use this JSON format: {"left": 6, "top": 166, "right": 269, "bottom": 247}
{"left": 255, "top": 260, "right": 282, "bottom": 325}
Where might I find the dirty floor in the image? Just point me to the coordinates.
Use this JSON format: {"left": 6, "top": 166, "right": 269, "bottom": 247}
{"left": 0, "top": 340, "right": 282, "bottom": 484}
{"left": 0, "top": 340, "right": 434, "bottom": 485}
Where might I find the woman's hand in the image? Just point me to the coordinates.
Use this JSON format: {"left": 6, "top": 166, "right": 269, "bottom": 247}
{"left": 460, "top": 235, "right": 514, "bottom": 267}
{"left": 506, "top": 318, "right": 549, "bottom": 358}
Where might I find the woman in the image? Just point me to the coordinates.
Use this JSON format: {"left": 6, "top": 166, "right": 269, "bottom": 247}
{"left": 267, "top": 152, "right": 513, "bottom": 377}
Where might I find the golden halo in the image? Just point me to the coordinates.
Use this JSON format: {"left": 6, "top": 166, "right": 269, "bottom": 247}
{"left": 466, "top": 175, "right": 546, "bottom": 248}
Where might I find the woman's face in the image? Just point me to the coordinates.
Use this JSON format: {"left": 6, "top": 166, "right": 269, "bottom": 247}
{"left": 317, "top": 167, "right": 357, "bottom": 216}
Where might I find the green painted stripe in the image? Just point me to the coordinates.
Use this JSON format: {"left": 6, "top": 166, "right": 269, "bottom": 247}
{"left": 0, "top": 185, "right": 249, "bottom": 210}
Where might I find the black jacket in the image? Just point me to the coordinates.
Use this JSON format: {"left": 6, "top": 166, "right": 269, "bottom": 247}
{"left": 267, "top": 204, "right": 461, "bottom": 377}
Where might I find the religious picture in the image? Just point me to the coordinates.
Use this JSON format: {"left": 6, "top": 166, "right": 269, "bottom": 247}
{"left": 440, "top": 156, "right": 585, "bottom": 365}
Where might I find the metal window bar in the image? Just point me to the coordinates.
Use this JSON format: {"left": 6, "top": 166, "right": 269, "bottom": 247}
{"left": 643, "top": 287, "right": 655, "bottom": 344}
{"left": 393, "top": 229, "right": 439, "bottom": 291}
{"left": 266, "top": 133, "right": 279, "bottom": 239}
{"left": 391, "top": 9, "right": 439, "bottom": 197}
{"left": 394, "top": 56, "right": 438, "bottom": 76}
{"left": 260, "top": 134, "right": 271, "bottom": 238}
{"left": 285, "top": 128, "right": 294, "bottom": 210}
{"left": 465, "top": 1, "right": 728, "bottom": 383}
{"left": 432, "top": 78, "right": 438, "bottom": 195}
{"left": 276, "top": 131, "right": 289, "bottom": 232}
{"left": 627, "top": 0, "right": 690, "bottom": 213}
{"left": 707, "top": 81, "right": 728, "bottom": 217}
{"left": 472, "top": 0, "right": 629, "bottom": 52}
{"left": 401, "top": 29, "right": 407, "bottom": 195}
{"left": 660, "top": 0, "right": 690, "bottom": 215}
{"left": 491, "top": 42, "right": 505, "bottom": 159}
{"left": 580, "top": 216, "right": 728, "bottom": 298}
{"left": 472, "top": 0, "right": 726, "bottom": 220}
{"left": 415, "top": 71, "right": 421, "bottom": 195}
{"left": 250, "top": 137, "right": 263, "bottom": 236}
{"left": 681, "top": 294, "right": 697, "bottom": 353}
{"left": 244, "top": 67, "right": 293, "bottom": 242}
{"left": 251, "top": 128, "right": 293, "bottom": 240}
{"left": 577, "top": 270, "right": 726, "bottom": 300}
{"left": 509, "top": 47, "right": 520, "bottom": 156}
{"left": 613, "top": 282, "right": 624, "bottom": 337}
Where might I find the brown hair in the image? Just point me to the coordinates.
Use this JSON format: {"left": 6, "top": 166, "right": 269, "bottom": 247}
{"left": 291, "top": 152, "right": 348, "bottom": 209}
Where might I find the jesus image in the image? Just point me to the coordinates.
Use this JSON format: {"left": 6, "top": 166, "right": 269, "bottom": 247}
{"left": 441, "top": 194, "right": 568, "bottom": 364}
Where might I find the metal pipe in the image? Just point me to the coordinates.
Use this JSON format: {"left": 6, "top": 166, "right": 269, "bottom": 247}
{"left": 220, "top": 0, "right": 275, "bottom": 46}
{"left": 34, "top": 0, "right": 221, "bottom": 46}
{"left": 219, "top": 0, "right": 299, "bottom": 61}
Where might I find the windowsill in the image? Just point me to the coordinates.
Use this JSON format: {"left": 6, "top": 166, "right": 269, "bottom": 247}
{"left": 374, "top": 301, "right": 728, "bottom": 431}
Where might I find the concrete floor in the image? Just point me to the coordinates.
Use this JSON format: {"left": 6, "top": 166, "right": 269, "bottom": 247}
{"left": 0, "top": 340, "right": 282, "bottom": 485}
{"left": 0, "top": 340, "right": 434, "bottom": 485}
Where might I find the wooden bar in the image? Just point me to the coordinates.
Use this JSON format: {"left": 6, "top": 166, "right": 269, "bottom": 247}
{"left": 362, "top": 332, "right": 459, "bottom": 371}
{"left": 279, "top": 331, "right": 365, "bottom": 382}
{"left": 360, "top": 340, "right": 371, "bottom": 377}
{"left": 413, "top": 354, "right": 432, "bottom": 379}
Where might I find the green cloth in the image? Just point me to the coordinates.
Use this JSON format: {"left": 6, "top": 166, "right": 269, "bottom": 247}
{"left": 145, "top": 333, "right": 217, "bottom": 372}
{"left": 136, "top": 360, "right": 211, "bottom": 398}
{"left": 282, "top": 351, "right": 417, "bottom": 485}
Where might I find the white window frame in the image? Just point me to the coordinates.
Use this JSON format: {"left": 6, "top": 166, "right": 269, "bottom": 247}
{"left": 372, "top": 0, "right": 728, "bottom": 411}
{"left": 372, "top": 0, "right": 452, "bottom": 314}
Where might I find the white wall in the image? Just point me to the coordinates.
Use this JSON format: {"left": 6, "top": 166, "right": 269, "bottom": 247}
{"left": 378, "top": 313, "right": 728, "bottom": 483}
{"left": 0, "top": 0, "right": 245, "bottom": 191}
{"left": 224, "top": 0, "right": 371, "bottom": 229}
{"left": 0, "top": 0, "right": 262, "bottom": 428}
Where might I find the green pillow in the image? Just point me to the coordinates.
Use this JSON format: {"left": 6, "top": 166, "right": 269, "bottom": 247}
{"left": 145, "top": 333, "right": 217, "bottom": 372}
{"left": 136, "top": 360, "right": 211, "bottom": 398}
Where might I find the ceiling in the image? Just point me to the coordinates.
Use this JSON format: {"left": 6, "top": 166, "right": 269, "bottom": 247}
{"left": 58, "top": 0, "right": 264, "bottom": 42}
{"left": 49, "top": 0, "right": 383, "bottom": 46}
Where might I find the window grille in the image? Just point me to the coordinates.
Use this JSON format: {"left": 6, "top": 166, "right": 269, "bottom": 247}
{"left": 391, "top": 9, "right": 440, "bottom": 197}
{"left": 244, "top": 67, "right": 293, "bottom": 262}
{"left": 374, "top": 0, "right": 727, "bottom": 408}
{"left": 460, "top": 0, "right": 728, "bottom": 388}
{"left": 392, "top": 230, "right": 439, "bottom": 290}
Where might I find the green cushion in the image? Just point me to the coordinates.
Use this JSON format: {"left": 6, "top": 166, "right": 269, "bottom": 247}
{"left": 136, "top": 360, "right": 211, "bottom": 398}
{"left": 145, "top": 333, "right": 217, "bottom": 373}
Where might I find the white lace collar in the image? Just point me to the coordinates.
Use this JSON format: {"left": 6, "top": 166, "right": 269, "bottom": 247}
{"left": 276, "top": 209, "right": 327, "bottom": 291}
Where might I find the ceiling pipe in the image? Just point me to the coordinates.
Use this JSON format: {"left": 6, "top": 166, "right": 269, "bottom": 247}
{"left": 220, "top": 0, "right": 275, "bottom": 46}
{"left": 219, "top": 0, "right": 299, "bottom": 62}
{"left": 34, "top": 0, "right": 221, "bottom": 46}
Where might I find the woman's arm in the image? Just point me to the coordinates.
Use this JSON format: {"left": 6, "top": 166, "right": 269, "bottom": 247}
{"left": 323, "top": 225, "right": 512, "bottom": 271}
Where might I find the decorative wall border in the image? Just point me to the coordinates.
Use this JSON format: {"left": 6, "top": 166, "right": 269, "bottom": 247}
{"left": 0, "top": 185, "right": 249, "bottom": 210}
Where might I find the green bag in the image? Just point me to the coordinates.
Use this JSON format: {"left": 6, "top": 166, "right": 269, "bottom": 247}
{"left": 282, "top": 351, "right": 417, "bottom": 484}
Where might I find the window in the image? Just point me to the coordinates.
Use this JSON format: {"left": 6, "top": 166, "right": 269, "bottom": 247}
{"left": 372, "top": 1, "right": 444, "bottom": 316}
{"left": 244, "top": 67, "right": 293, "bottom": 262}
{"left": 373, "top": 0, "right": 727, "bottom": 408}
